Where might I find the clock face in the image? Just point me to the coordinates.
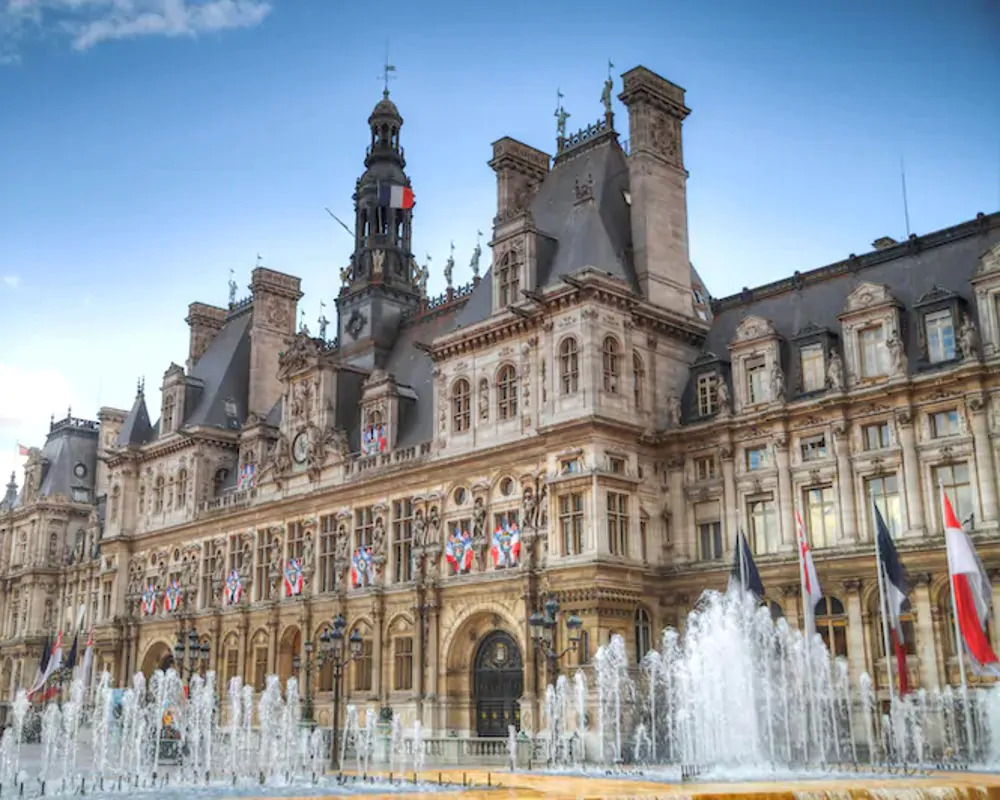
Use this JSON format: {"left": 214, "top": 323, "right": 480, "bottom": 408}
{"left": 73, "top": 463, "right": 87, "bottom": 479}
{"left": 292, "top": 432, "right": 309, "bottom": 464}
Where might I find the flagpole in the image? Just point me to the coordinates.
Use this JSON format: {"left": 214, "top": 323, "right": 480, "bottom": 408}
{"left": 793, "top": 504, "right": 816, "bottom": 762}
{"left": 738, "top": 529, "right": 748, "bottom": 595}
{"left": 873, "top": 519, "right": 897, "bottom": 709}
{"left": 942, "top": 486, "right": 977, "bottom": 759}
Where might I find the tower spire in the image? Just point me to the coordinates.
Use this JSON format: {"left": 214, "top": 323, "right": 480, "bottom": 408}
{"left": 379, "top": 45, "right": 396, "bottom": 98}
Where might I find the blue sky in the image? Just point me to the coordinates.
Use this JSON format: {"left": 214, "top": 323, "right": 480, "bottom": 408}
{"left": 0, "top": 0, "right": 998, "bottom": 485}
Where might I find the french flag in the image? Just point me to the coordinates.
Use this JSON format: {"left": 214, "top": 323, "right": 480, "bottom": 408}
{"left": 728, "top": 529, "right": 765, "bottom": 600}
{"left": 377, "top": 182, "right": 414, "bottom": 210}
{"left": 795, "top": 509, "right": 822, "bottom": 618}
{"left": 943, "top": 492, "right": 1000, "bottom": 676}
{"left": 875, "top": 505, "right": 911, "bottom": 695}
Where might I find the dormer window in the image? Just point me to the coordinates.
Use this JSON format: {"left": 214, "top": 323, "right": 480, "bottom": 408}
{"left": 452, "top": 379, "right": 471, "bottom": 432}
{"left": 696, "top": 373, "right": 717, "bottom": 416}
{"left": 602, "top": 337, "right": 620, "bottom": 394}
{"left": 162, "top": 395, "right": 175, "bottom": 433}
{"left": 925, "top": 309, "right": 956, "bottom": 363}
{"left": 858, "top": 325, "right": 887, "bottom": 378}
{"left": 800, "top": 344, "right": 825, "bottom": 393}
{"left": 745, "top": 357, "right": 767, "bottom": 405}
{"left": 497, "top": 252, "right": 520, "bottom": 307}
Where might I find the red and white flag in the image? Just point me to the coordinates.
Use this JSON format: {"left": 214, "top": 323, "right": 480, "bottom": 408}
{"left": 795, "top": 509, "right": 822, "bottom": 612}
{"left": 17, "top": 443, "right": 29, "bottom": 457}
{"left": 943, "top": 492, "right": 1000, "bottom": 676}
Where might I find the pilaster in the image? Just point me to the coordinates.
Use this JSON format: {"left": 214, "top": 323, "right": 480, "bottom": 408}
{"left": 833, "top": 422, "right": 857, "bottom": 542}
{"left": 842, "top": 579, "right": 866, "bottom": 686}
{"left": 774, "top": 434, "right": 794, "bottom": 550}
{"left": 721, "top": 444, "right": 737, "bottom": 554}
{"left": 912, "top": 573, "right": 940, "bottom": 691}
{"left": 969, "top": 396, "right": 998, "bottom": 525}
{"left": 896, "top": 409, "right": 925, "bottom": 536}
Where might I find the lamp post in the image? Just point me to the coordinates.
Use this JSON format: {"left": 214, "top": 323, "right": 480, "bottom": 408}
{"left": 529, "top": 596, "right": 582, "bottom": 681}
{"left": 174, "top": 627, "right": 211, "bottom": 682}
{"left": 291, "top": 639, "right": 316, "bottom": 723}
{"left": 318, "top": 614, "right": 363, "bottom": 771}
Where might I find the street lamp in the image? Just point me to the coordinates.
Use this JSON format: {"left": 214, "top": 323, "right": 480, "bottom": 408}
{"left": 174, "top": 628, "right": 211, "bottom": 681}
{"left": 318, "top": 614, "right": 363, "bottom": 771}
{"left": 292, "top": 638, "right": 316, "bottom": 722}
{"left": 529, "top": 595, "right": 582, "bottom": 679}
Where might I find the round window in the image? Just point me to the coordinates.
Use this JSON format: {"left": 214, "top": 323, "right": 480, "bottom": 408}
{"left": 453, "top": 486, "right": 467, "bottom": 505}
{"left": 499, "top": 477, "right": 514, "bottom": 496}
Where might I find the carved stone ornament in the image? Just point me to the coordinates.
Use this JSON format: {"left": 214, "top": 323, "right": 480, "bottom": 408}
{"left": 843, "top": 282, "right": 896, "bottom": 314}
{"left": 346, "top": 309, "right": 367, "bottom": 340}
{"left": 277, "top": 333, "right": 322, "bottom": 379}
{"left": 731, "top": 315, "right": 777, "bottom": 344}
{"left": 975, "top": 242, "right": 1000, "bottom": 276}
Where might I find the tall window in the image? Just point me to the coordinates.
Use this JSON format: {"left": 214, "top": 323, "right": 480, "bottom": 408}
{"left": 101, "top": 580, "right": 112, "bottom": 620}
{"left": 559, "top": 338, "right": 579, "bottom": 394}
{"left": 393, "top": 637, "right": 413, "bottom": 690}
{"left": 800, "top": 344, "right": 825, "bottom": 393}
{"left": 355, "top": 507, "right": 374, "bottom": 550}
{"left": 935, "top": 463, "right": 973, "bottom": 527}
{"left": 607, "top": 492, "right": 629, "bottom": 556}
{"left": 497, "top": 365, "right": 518, "bottom": 420}
{"left": 451, "top": 379, "right": 471, "bottom": 432}
{"left": 153, "top": 476, "right": 164, "bottom": 513}
{"left": 256, "top": 531, "right": 270, "bottom": 601}
{"left": 925, "top": 309, "right": 956, "bottom": 363}
{"left": 748, "top": 497, "right": 778, "bottom": 554}
{"left": 225, "top": 647, "right": 239, "bottom": 688}
{"left": 866, "top": 475, "right": 901, "bottom": 538}
{"left": 863, "top": 422, "right": 890, "bottom": 451}
{"left": 286, "top": 521, "right": 304, "bottom": 563}
{"left": 694, "top": 456, "right": 716, "bottom": 481}
{"left": 800, "top": 435, "right": 828, "bottom": 461}
{"left": 162, "top": 395, "right": 175, "bottom": 433}
{"left": 199, "top": 547, "right": 212, "bottom": 609}
{"left": 803, "top": 485, "right": 838, "bottom": 548}
{"left": 634, "top": 608, "right": 652, "bottom": 663}
{"left": 176, "top": 469, "right": 188, "bottom": 506}
{"left": 560, "top": 493, "right": 584, "bottom": 555}
{"left": 930, "top": 409, "right": 960, "bottom": 438}
{"left": 815, "top": 597, "right": 848, "bottom": 657}
{"left": 497, "top": 252, "right": 519, "bottom": 307}
{"left": 253, "top": 647, "right": 268, "bottom": 692}
{"left": 632, "top": 352, "right": 645, "bottom": 408}
{"left": 697, "top": 373, "right": 718, "bottom": 417}
{"left": 859, "top": 325, "right": 887, "bottom": 377}
{"left": 745, "top": 357, "right": 767, "bottom": 405}
{"left": 392, "top": 499, "right": 414, "bottom": 583}
{"left": 319, "top": 516, "right": 337, "bottom": 592}
{"left": 602, "top": 337, "right": 620, "bottom": 393}
{"left": 354, "top": 640, "right": 373, "bottom": 691}
{"left": 696, "top": 500, "right": 723, "bottom": 560}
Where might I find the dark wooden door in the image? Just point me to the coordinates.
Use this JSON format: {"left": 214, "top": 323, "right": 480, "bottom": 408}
{"left": 474, "top": 631, "right": 523, "bottom": 737}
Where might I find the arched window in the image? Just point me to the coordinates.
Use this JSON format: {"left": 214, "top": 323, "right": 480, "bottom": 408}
{"left": 634, "top": 608, "right": 652, "bottom": 663}
{"left": 452, "top": 379, "right": 471, "bottom": 432}
{"left": 497, "top": 365, "right": 518, "bottom": 420}
{"left": 213, "top": 469, "right": 228, "bottom": 497}
{"left": 110, "top": 485, "right": 120, "bottom": 522}
{"left": 497, "top": 252, "right": 520, "bottom": 307}
{"left": 153, "top": 476, "right": 165, "bottom": 513}
{"left": 602, "top": 337, "right": 620, "bottom": 393}
{"left": 815, "top": 596, "right": 848, "bottom": 658}
{"left": 764, "top": 599, "right": 785, "bottom": 620}
{"left": 632, "top": 351, "right": 645, "bottom": 407}
{"left": 559, "top": 338, "right": 579, "bottom": 395}
{"left": 176, "top": 469, "right": 188, "bottom": 507}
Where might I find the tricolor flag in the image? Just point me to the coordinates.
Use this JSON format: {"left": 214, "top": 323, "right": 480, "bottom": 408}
{"left": 17, "top": 443, "right": 29, "bottom": 457}
{"left": 30, "top": 636, "right": 52, "bottom": 694}
{"left": 283, "top": 558, "right": 304, "bottom": 597}
{"left": 728, "top": 530, "right": 765, "bottom": 600}
{"left": 223, "top": 569, "right": 244, "bottom": 606}
{"left": 80, "top": 628, "right": 94, "bottom": 686}
{"left": 377, "top": 182, "right": 415, "bottom": 210}
{"left": 29, "top": 630, "right": 63, "bottom": 699}
{"left": 943, "top": 492, "right": 1000, "bottom": 676}
{"left": 795, "top": 509, "right": 822, "bottom": 617}
{"left": 875, "top": 505, "right": 911, "bottom": 695}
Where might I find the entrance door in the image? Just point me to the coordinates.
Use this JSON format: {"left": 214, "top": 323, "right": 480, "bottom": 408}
{"left": 474, "top": 630, "right": 523, "bottom": 737}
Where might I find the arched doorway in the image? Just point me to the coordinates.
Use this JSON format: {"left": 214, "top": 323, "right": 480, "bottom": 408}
{"left": 278, "top": 626, "right": 301, "bottom": 688}
{"left": 140, "top": 641, "right": 172, "bottom": 678}
{"left": 474, "top": 630, "right": 522, "bottom": 737}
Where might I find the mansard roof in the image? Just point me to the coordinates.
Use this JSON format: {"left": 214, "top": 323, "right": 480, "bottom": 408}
{"left": 183, "top": 311, "right": 251, "bottom": 429}
{"left": 116, "top": 390, "right": 154, "bottom": 447}
{"left": 33, "top": 416, "right": 99, "bottom": 501}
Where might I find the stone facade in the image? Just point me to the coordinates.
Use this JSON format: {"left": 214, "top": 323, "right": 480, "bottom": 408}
{"left": 2, "top": 64, "right": 1000, "bottom": 738}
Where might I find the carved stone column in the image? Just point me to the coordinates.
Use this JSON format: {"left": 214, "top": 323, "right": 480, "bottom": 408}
{"left": 969, "top": 396, "right": 998, "bottom": 524}
{"left": 371, "top": 603, "right": 385, "bottom": 703}
{"left": 720, "top": 445, "right": 737, "bottom": 554}
{"left": 267, "top": 616, "right": 279, "bottom": 674}
{"left": 896, "top": 410, "right": 925, "bottom": 536}
{"left": 774, "top": 434, "right": 794, "bottom": 550}
{"left": 237, "top": 613, "right": 249, "bottom": 684}
{"left": 413, "top": 591, "right": 425, "bottom": 719}
{"left": 842, "top": 579, "right": 866, "bottom": 686}
{"left": 668, "top": 457, "right": 687, "bottom": 563}
{"left": 425, "top": 594, "right": 441, "bottom": 730}
{"left": 912, "top": 572, "right": 940, "bottom": 691}
{"left": 833, "top": 423, "right": 858, "bottom": 542}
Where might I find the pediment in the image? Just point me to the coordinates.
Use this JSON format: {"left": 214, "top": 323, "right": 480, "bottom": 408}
{"left": 914, "top": 284, "right": 958, "bottom": 307}
{"left": 691, "top": 349, "right": 726, "bottom": 368}
{"left": 842, "top": 282, "right": 897, "bottom": 314}
{"left": 731, "top": 315, "right": 777, "bottom": 345}
{"left": 975, "top": 242, "right": 1000, "bottom": 277}
{"left": 793, "top": 321, "right": 830, "bottom": 340}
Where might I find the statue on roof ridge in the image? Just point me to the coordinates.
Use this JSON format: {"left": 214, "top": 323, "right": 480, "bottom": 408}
{"left": 601, "top": 61, "right": 614, "bottom": 117}
{"left": 555, "top": 89, "right": 570, "bottom": 139}
{"left": 470, "top": 230, "right": 482, "bottom": 279}
{"left": 444, "top": 242, "right": 455, "bottom": 289}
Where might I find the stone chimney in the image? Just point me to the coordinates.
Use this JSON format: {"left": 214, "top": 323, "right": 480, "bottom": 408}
{"left": 185, "top": 303, "right": 227, "bottom": 370}
{"left": 618, "top": 66, "right": 695, "bottom": 318}
{"left": 248, "top": 267, "right": 302, "bottom": 417}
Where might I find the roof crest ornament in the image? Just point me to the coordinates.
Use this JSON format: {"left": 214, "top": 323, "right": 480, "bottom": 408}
{"left": 228, "top": 269, "right": 237, "bottom": 307}
{"left": 470, "top": 230, "right": 482, "bottom": 280}
{"left": 444, "top": 241, "right": 455, "bottom": 290}
{"left": 601, "top": 60, "right": 615, "bottom": 121}
{"left": 555, "top": 89, "right": 570, "bottom": 143}
{"left": 378, "top": 44, "right": 397, "bottom": 99}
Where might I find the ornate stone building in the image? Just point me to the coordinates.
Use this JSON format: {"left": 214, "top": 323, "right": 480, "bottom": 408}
{"left": 2, "top": 64, "right": 1000, "bottom": 736}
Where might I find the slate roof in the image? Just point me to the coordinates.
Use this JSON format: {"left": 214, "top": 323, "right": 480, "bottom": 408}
{"left": 16, "top": 418, "right": 101, "bottom": 504}
{"left": 115, "top": 391, "right": 154, "bottom": 447}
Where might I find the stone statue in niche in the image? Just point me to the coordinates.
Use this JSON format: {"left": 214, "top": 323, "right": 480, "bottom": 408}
{"left": 827, "top": 349, "right": 844, "bottom": 391}
{"left": 372, "top": 517, "right": 386, "bottom": 557}
{"left": 412, "top": 510, "right": 427, "bottom": 548}
{"left": 478, "top": 380, "right": 489, "bottom": 421}
{"left": 302, "top": 531, "right": 315, "bottom": 572}
{"left": 521, "top": 486, "right": 537, "bottom": 530}
{"left": 665, "top": 395, "right": 681, "bottom": 428}
{"left": 72, "top": 530, "right": 85, "bottom": 564}
{"left": 43, "top": 598, "right": 54, "bottom": 630}
{"left": 272, "top": 436, "right": 292, "bottom": 475}
{"left": 472, "top": 497, "right": 487, "bottom": 538}
{"left": 770, "top": 361, "right": 785, "bottom": 403}
{"left": 715, "top": 379, "right": 731, "bottom": 415}
{"left": 885, "top": 333, "right": 907, "bottom": 376}
{"left": 959, "top": 314, "right": 979, "bottom": 361}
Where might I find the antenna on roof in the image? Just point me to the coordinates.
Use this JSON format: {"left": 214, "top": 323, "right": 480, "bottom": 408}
{"left": 324, "top": 207, "right": 353, "bottom": 239}
{"left": 900, "top": 155, "right": 911, "bottom": 239}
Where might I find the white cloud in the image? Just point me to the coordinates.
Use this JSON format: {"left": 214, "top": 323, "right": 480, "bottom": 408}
{"left": 1, "top": 0, "right": 271, "bottom": 60}
{"left": 1, "top": 275, "right": 20, "bottom": 289}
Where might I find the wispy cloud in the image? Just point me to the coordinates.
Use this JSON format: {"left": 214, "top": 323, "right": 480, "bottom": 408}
{"left": 1, "top": 275, "right": 20, "bottom": 289}
{"left": 1, "top": 0, "right": 272, "bottom": 62}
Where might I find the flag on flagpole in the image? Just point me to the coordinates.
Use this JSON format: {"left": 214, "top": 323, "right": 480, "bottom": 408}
{"left": 30, "top": 636, "right": 52, "bottom": 693}
{"left": 28, "top": 631, "right": 63, "bottom": 698}
{"left": 64, "top": 633, "right": 79, "bottom": 672}
{"left": 875, "top": 505, "right": 911, "bottom": 695}
{"left": 943, "top": 492, "right": 1000, "bottom": 676}
{"left": 17, "top": 443, "right": 29, "bottom": 457}
{"left": 376, "top": 181, "right": 415, "bottom": 210}
{"left": 80, "top": 628, "right": 94, "bottom": 686}
{"left": 728, "top": 530, "right": 765, "bottom": 600}
{"left": 795, "top": 509, "right": 822, "bottom": 621}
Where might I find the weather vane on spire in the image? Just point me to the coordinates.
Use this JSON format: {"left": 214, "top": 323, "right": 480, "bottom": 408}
{"left": 555, "top": 89, "right": 570, "bottom": 141}
{"left": 379, "top": 44, "right": 396, "bottom": 98}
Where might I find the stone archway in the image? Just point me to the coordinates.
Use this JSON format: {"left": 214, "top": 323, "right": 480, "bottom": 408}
{"left": 140, "top": 641, "right": 173, "bottom": 678}
{"left": 473, "top": 630, "right": 523, "bottom": 737}
{"left": 277, "top": 626, "right": 301, "bottom": 689}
